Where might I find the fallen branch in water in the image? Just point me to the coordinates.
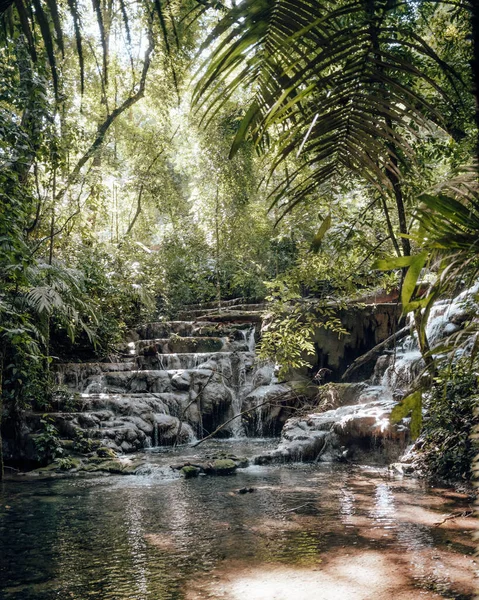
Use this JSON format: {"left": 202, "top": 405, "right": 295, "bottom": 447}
{"left": 191, "top": 398, "right": 279, "bottom": 447}
{"left": 434, "top": 510, "right": 473, "bottom": 527}
{"left": 283, "top": 502, "right": 313, "bottom": 513}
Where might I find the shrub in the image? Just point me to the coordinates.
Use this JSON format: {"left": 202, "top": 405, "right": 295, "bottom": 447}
{"left": 418, "top": 358, "right": 478, "bottom": 482}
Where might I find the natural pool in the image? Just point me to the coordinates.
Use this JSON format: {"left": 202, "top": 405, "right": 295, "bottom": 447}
{"left": 0, "top": 440, "right": 477, "bottom": 600}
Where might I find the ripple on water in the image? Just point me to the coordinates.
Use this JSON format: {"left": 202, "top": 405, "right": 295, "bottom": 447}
{"left": 0, "top": 441, "right": 476, "bottom": 600}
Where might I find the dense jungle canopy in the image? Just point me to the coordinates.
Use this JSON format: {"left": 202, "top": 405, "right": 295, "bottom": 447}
{"left": 0, "top": 0, "right": 478, "bottom": 480}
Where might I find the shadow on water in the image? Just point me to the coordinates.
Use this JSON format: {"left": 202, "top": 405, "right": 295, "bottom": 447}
{"left": 0, "top": 439, "right": 477, "bottom": 599}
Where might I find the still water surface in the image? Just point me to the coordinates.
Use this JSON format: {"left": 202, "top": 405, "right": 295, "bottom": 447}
{"left": 0, "top": 440, "right": 476, "bottom": 599}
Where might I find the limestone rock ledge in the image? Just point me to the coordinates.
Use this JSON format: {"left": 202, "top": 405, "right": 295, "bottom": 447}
{"left": 255, "top": 396, "right": 409, "bottom": 465}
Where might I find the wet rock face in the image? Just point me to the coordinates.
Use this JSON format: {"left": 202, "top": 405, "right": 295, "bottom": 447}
{"left": 257, "top": 285, "right": 479, "bottom": 466}
{"left": 312, "top": 303, "right": 401, "bottom": 381}
{"left": 32, "top": 310, "right": 296, "bottom": 457}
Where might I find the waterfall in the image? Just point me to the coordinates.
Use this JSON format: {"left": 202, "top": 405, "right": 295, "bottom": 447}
{"left": 225, "top": 352, "right": 246, "bottom": 437}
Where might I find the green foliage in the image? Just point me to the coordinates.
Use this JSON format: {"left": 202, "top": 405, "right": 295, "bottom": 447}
{"left": 193, "top": 0, "right": 472, "bottom": 216}
{"left": 258, "top": 247, "right": 353, "bottom": 377}
{"left": 34, "top": 417, "right": 62, "bottom": 461}
{"left": 373, "top": 252, "right": 429, "bottom": 313}
{"left": 418, "top": 359, "right": 478, "bottom": 481}
{"left": 374, "top": 171, "right": 479, "bottom": 355}
{"left": 72, "top": 430, "right": 94, "bottom": 454}
{"left": 55, "top": 457, "right": 76, "bottom": 470}
{"left": 49, "top": 386, "right": 83, "bottom": 413}
{"left": 390, "top": 391, "right": 423, "bottom": 440}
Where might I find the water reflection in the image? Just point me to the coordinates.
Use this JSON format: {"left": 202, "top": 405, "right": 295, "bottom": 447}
{"left": 0, "top": 441, "right": 476, "bottom": 599}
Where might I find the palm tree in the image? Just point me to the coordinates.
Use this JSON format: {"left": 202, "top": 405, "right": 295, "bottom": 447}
{"left": 193, "top": 0, "right": 475, "bottom": 247}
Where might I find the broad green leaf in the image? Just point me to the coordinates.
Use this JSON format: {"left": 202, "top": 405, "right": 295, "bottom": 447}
{"left": 390, "top": 391, "right": 422, "bottom": 440}
{"left": 372, "top": 255, "right": 417, "bottom": 270}
{"left": 401, "top": 251, "right": 428, "bottom": 309}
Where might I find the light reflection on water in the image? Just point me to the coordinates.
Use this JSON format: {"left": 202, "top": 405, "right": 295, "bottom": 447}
{"left": 0, "top": 440, "right": 475, "bottom": 599}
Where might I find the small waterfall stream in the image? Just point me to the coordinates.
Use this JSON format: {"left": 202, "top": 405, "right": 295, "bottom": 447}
{"left": 260, "top": 284, "right": 478, "bottom": 464}
{"left": 53, "top": 312, "right": 290, "bottom": 452}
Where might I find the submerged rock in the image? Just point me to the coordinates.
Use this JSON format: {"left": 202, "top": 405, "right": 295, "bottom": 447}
{"left": 204, "top": 459, "right": 237, "bottom": 475}
{"left": 180, "top": 465, "right": 201, "bottom": 478}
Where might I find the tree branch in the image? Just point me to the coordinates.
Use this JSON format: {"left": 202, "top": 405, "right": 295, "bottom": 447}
{"left": 191, "top": 398, "right": 282, "bottom": 447}
{"left": 341, "top": 324, "right": 410, "bottom": 382}
{"left": 55, "top": 37, "right": 155, "bottom": 203}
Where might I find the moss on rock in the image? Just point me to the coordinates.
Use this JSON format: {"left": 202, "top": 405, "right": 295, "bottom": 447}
{"left": 181, "top": 465, "right": 201, "bottom": 478}
{"left": 206, "top": 459, "right": 237, "bottom": 475}
{"left": 96, "top": 447, "right": 118, "bottom": 459}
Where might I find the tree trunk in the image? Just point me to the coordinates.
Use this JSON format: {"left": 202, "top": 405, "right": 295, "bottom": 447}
{"left": 413, "top": 309, "right": 437, "bottom": 378}
{"left": 215, "top": 187, "right": 221, "bottom": 310}
{"left": 0, "top": 344, "right": 5, "bottom": 481}
{"left": 471, "top": 1, "right": 479, "bottom": 166}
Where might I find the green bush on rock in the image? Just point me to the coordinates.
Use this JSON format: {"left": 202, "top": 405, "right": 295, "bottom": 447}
{"left": 418, "top": 358, "right": 478, "bottom": 482}
{"left": 96, "top": 447, "right": 118, "bottom": 459}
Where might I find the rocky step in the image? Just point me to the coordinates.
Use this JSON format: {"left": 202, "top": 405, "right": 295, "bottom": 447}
{"left": 178, "top": 308, "right": 264, "bottom": 320}
{"left": 58, "top": 352, "right": 254, "bottom": 394}
{"left": 180, "top": 297, "right": 265, "bottom": 310}
{"left": 137, "top": 350, "right": 255, "bottom": 371}
{"left": 134, "top": 336, "right": 249, "bottom": 356}
{"left": 129, "top": 321, "right": 257, "bottom": 342}
{"left": 194, "top": 311, "right": 263, "bottom": 323}
{"left": 55, "top": 361, "right": 138, "bottom": 388}
{"left": 56, "top": 351, "right": 256, "bottom": 392}
{"left": 27, "top": 405, "right": 195, "bottom": 454}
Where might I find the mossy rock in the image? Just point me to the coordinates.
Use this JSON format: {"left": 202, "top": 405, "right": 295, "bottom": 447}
{"left": 30, "top": 462, "right": 61, "bottom": 474}
{"left": 181, "top": 465, "right": 201, "bottom": 478}
{"left": 59, "top": 439, "right": 75, "bottom": 450}
{"left": 81, "top": 459, "right": 125, "bottom": 474}
{"left": 96, "top": 460, "right": 126, "bottom": 474}
{"left": 96, "top": 446, "right": 118, "bottom": 459}
{"left": 56, "top": 458, "right": 81, "bottom": 471}
{"left": 208, "top": 453, "right": 249, "bottom": 469}
{"left": 83, "top": 456, "right": 109, "bottom": 464}
{"left": 205, "top": 459, "right": 237, "bottom": 475}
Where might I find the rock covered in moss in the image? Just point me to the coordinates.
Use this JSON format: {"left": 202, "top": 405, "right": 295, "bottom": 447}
{"left": 96, "top": 446, "right": 117, "bottom": 459}
{"left": 204, "top": 459, "right": 237, "bottom": 475}
{"left": 180, "top": 465, "right": 201, "bottom": 478}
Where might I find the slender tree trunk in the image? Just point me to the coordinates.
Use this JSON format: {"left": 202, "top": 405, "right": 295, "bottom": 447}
{"left": 471, "top": 1, "right": 479, "bottom": 167}
{"left": 413, "top": 309, "right": 436, "bottom": 378}
{"left": 380, "top": 196, "right": 401, "bottom": 257}
{"left": 0, "top": 344, "right": 5, "bottom": 481}
{"left": 215, "top": 187, "right": 221, "bottom": 309}
{"left": 385, "top": 156, "right": 410, "bottom": 258}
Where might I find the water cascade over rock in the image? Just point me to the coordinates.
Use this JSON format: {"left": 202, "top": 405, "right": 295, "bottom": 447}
{"left": 257, "top": 285, "right": 478, "bottom": 464}
{"left": 41, "top": 301, "right": 297, "bottom": 456}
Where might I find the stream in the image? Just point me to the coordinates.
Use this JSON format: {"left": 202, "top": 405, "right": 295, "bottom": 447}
{"left": 0, "top": 439, "right": 477, "bottom": 600}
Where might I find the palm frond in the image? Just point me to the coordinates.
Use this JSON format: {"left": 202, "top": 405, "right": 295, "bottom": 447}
{"left": 193, "top": 0, "right": 468, "bottom": 213}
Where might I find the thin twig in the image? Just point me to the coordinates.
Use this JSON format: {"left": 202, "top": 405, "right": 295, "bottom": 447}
{"left": 191, "top": 398, "right": 280, "bottom": 447}
{"left": 174, "top": 370, "right": 215, "bottom": 447}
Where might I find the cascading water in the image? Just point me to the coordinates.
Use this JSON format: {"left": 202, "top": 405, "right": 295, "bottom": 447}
{"left": 374, "top": 283, "right": 478, "bottom": 400}
{"left": 225, "top": 352, "right": 247, "bottom": 437}
{"left": 258, "top": 284, "right": 479, "bottom": 464}
{"left": 51, "top": 313, "right": 279, "bottom": 453}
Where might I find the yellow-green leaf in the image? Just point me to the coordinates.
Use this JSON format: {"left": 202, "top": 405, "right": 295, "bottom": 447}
{"left": 390, "top": 391, "right": 422, "bottom": 439}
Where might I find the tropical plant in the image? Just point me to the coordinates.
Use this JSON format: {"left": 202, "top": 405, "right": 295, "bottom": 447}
{"left": 34, "top": 416, "right": 63, "bottom": 461}
{"left": 418, "top": 357, "right": 478, "bottom": 481}
{"left": 193, "top": 0, "right": 473, "bottom": 242}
